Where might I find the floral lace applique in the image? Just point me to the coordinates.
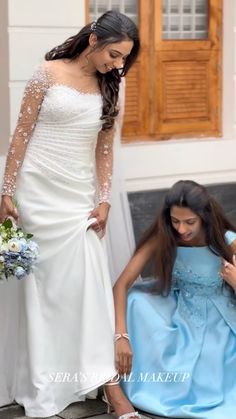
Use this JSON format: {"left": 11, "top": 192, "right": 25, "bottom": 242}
{"left": 172, "top": 258, "right": 223, "bottom": 327}
{"left": 96, "top": 127, "right": 115, "bottom": 204}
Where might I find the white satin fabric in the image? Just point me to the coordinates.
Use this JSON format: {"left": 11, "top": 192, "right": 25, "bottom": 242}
{"left": 106, "top": 78, "right": 136, "bottom": 283}
{"left": 0, "top": 87, "right": 116, "bottom": 417}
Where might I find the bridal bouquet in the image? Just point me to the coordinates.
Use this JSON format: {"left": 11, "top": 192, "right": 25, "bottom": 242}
{"left": 0, "top": 218, "right": 39, "bottom": 280}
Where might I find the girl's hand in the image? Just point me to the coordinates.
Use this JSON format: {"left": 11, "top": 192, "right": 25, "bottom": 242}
{"left": 0, "top": 196, "right": 19, "bottom": 223}
{"left": 221, "top": 255, "right": 236, "bottom": 290}
{"left": 88, "top": 202, "right": 110, "bottom": 238}
{"left": 115, "top": 338, "right": 133, "bottom": 376}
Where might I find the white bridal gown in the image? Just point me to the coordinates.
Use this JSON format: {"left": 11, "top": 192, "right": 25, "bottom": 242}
{"left": 1, "top": 63, "right": 117, "bottom": 417}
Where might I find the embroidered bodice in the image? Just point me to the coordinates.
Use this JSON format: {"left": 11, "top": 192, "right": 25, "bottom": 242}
{"left": 2, "top": 62, "right": 114, "bottom": 203}
{"left": 171, "top": 233, "right": 236, "bottom": 329}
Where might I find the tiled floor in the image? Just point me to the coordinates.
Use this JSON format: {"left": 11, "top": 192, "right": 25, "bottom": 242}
{"left": 0, "top": 400, "right": 166, "bottom": 419}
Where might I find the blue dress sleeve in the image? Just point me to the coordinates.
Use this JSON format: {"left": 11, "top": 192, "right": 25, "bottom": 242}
{"left": 225, "top": 230, "right": 236, "bottom": 245}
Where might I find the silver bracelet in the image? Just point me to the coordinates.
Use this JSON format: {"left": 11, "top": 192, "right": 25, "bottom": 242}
{"left": 114, "top": 333, "right": 130, "bottom": 342}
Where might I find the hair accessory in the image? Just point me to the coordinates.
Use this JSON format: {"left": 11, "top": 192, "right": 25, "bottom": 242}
{"left": 90, "top": 21, "right": 97, "bottom": 32}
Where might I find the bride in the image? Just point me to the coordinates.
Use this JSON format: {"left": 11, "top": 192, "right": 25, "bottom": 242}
{"left": 0, "top": 11, "right": 139, "bottom": 418}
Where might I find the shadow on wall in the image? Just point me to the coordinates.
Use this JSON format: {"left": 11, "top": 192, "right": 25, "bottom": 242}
{"left": 128, "top": 183, "right": 236, "bottom": 277}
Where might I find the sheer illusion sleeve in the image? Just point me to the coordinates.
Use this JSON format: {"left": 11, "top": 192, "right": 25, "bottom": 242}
{"left": 96, "top": 80, "right": 126, "bottom": 205}
{"left": 95, "top": 127, "right": 115, "bottom": 205}
{"left": 1, "top": 66, "right": 50, "bottom": 196}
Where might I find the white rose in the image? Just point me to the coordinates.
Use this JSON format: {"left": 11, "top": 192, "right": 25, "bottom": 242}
{"left": 7, "top": 238, "right": 22, "bottom": 253}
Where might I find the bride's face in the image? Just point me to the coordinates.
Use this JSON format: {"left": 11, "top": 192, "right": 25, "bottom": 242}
{"left": 89, "top": 39, "right": 134, "bottom": 74}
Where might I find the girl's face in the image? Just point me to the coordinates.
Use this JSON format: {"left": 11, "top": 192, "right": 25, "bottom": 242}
{"left": 89, "top": 38, "right": 134, "bottom": 74}
{"left": 170, "top": 206, "right": 205, "bottom": 245}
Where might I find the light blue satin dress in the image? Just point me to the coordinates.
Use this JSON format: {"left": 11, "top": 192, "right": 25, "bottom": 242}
{"left": 122, "top": 231, "right": 236, "bottom": 419}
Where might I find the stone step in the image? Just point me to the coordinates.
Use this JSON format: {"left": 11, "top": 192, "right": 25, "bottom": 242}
{"left": 0, "top": 400, "right": 168, "bottom": 419}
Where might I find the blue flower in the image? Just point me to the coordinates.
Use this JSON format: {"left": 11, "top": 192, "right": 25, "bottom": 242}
{"left": 19, "top": 238, "right": 27, "bottom": 251}
{"left": 27, "top": 241, "right": 39, "bottom": 254}
{"left": 14, "top": 266, "right": 26, "bottom": 279}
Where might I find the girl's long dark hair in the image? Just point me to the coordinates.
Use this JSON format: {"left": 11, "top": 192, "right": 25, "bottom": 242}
{"left": 137, "top": 180, "right": 236, "bottom": 295}
{"left": 45, "top": 10, "right": 140, "bottom": 130}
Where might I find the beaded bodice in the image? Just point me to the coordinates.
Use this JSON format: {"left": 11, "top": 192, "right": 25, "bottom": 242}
{"left": 173, "top": 246, "right": 222, "bottom": 296}
{"left": 2, "top": 63, "right": 114, "bottom": 203}
{"left": 172, "top": 242, "right": 236, "bottom": 328}
{"left": 26, "top": 85, "right": 103, "bottom": 182}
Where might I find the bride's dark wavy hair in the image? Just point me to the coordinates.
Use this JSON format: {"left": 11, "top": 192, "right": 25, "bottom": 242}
{"left": 136, "top": 180, "right": 236, "bottom": 295}
{"left": 45, "top": 10, "right": 140, "bottom": 130}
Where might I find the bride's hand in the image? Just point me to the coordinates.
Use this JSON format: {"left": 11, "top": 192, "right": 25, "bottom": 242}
{"left": 88, "top": 202, "right": 110, "bottom": 238}
{"left": 0, "top": 196, "right": 19, "bottom": 223}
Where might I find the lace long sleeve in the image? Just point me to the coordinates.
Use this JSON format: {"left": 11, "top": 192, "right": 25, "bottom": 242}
{"left": 96, "top": 127, "right": 115, "bottom": 204}
{"left": 2, "top": 66, "right": 50, "bottom": 196}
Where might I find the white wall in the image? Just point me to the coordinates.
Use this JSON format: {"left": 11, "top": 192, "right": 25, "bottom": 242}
{"left": 0, "top": 0, "right": 86, "bottom": 174}
{"left": 1, "top": 0, "right": 236, "bottom": 194}
{"left": 0, "top": 0, "right": 10, "bottom": 156}
{"left": 8, "top": 0, "right": 86, "bottom": 136}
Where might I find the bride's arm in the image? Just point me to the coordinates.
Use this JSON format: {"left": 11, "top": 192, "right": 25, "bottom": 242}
{"left": 91, "top": 79, "right": 125, "bottom": 235}
{"left": 89, "top": 126, "right": 115, "bottom": 235}
{"left": 96, "top": 126, "right": 115, "bottom": 206}
{"left": 0, "top": 66, "right": 50, "bottom": 222}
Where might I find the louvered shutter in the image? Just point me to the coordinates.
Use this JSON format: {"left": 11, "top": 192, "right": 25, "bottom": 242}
{"left": 122, "top": 0, "right": 149, "bottom": 138}
{"left": 153, "top": 0, "right": 222, "bottom": 138}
